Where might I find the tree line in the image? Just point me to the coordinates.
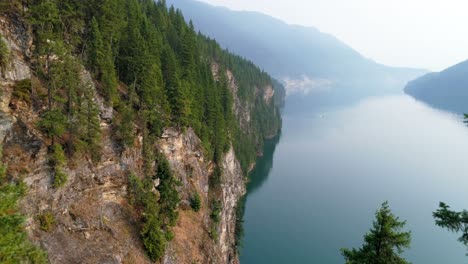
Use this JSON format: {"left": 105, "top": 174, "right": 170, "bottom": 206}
{"left": 0, "top": 0, "right": 282, "bottom": 261}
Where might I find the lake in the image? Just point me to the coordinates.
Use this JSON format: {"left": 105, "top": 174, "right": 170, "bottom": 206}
{"left": 240, "top": 94, "right": 468, "bottom": 263}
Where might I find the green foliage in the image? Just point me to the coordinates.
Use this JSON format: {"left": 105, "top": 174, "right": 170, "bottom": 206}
{"left": 51, "top": 143, "right": 66, "bottom": 167}
{"left": 33, "top": 35, "right": 102, "bottom": 160}
{"left": 0, "top": 33, "right": 9, "bottom": 73}
{"left": 433, "top": 202, "right": 468, "bottom": 252}
{"left": 0, "top": 146, "right": 47, "bottom": 263}
{"left": 28, "top": 0, "right": 61, "bottom": 46}
{"left": 114, "top": 102, "right": 135, "bottom": 147}
{"left": 209, "top": 199, "right": 223, "bottom": 240}
{"left": 128, "top": 173, "right": 165, "bottom": 261}
{"left": 210, "top": 200, "right": 222, "bottom": 224}
{"left": 209, "top": 166, "right": 222, "bottom": 188}
{"left": 25, "top": 0, "right": 282, "bottom": 175}
{"left": 38, "top": 212, "right": 55, "bottom": 232}
{"left": 209, "top": 225, "right": 218, "bottom": 240}
{"left": 87, "top": 17, "right": 117, "bottom": 104}
{"left": 21, "top": 1, "right": 284, "bottom": 259}
{"left": 140, "top": 213, "right": 166, "bottom": 262}
{"left": 128, "top": 165, "right": 179, "bottom": 262}
{"left": 234, "top": 197, "right": 246, "bottom": 253}
{"left": 38, "top": 109, "right": 67, "bottom": 139}
{"left": 341, "top": 202, "right": 411, "bottom": 264}
{"left": 156, "top": 156, "right": 181, "bottom": 227}
{"left": 190, "top": 192, "right": 201, "bottom": 212}
{"left": 53, "top": 169, "right": 67, "bottom": 188}
{"left": 12, "top": 79, "right": 32, "bottom": 104}
{"left": 78, "top": 85, "right": 102, "bottom": 163}
{"left": 51, "top": 143, "right": 67, "bottom": 188}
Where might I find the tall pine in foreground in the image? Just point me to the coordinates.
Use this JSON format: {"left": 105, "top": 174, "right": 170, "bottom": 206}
{"left": 341, "top": 202, "right": 411, "bottom": 264}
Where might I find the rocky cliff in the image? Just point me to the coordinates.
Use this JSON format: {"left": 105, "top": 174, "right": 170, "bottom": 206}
{"left": 0, "top": 13, "right": 278, "bottom": 264}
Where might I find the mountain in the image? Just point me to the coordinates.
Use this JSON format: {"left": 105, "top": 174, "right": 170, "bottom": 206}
{"left": 405, "top": 60, "right": 468, "bottom": 113}
{"left": 167, "top": 0, "right": 426, "bottom": 97}
{"left": 0, "top": 1, "right": 283, "bottom": 263}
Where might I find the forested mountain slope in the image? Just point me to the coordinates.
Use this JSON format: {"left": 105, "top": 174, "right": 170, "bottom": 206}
{"left": 405, "top": 60, "right": 468, "bottom": 113}
{"left": 0, "top": 0, "right": 283, "bottom": 263}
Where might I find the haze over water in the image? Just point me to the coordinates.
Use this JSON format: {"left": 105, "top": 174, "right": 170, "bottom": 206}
{"left": 240, "top": 94, "right": 468, "bottom": 263}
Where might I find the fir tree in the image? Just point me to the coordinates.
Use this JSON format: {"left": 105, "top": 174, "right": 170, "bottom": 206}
{"left": 156, "top": 155, "right": 180, "bottom": 228}
{"left": 341, "top": 202, "right": 411, "bottom": 264}
{"left": 433, "top": 202, "right": 468, "bottom": 253}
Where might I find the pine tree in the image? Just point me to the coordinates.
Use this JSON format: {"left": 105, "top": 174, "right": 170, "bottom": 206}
{"left": 140, "top": 63, "right": 170, "bottom": 135}
{"left": 433, "top": 202, "right": 468, "bottom": 252}
{"left": 161, "top": 46, "right": 189, "bottom": 126}
{"left": 87, "top": 17, "right": 117, "bottom": 104}
{"left": 115, "top": 102, "right": 135, "bottom": 147}
{"left": 156, "top": 156, "right": 180, "bottom": 228}
{"left": 341, "top": 202, "right": 411, "bottom": 264}
{"left": 87, "top": 17, "right": 104, "bottom": 77}
{"left": 80, "top": 86, "right": 102, "bottom": 163}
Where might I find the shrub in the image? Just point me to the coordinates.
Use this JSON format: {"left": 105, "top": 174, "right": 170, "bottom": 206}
{"left": 209, "top": 166, "right": 222, "bottom": 188}
{"left": 0, "top": 34, "right": 9, "bottom": 73}
{"left": 13, "top": 79, "right": 32, "bottom": 104}
{"left": 190, "top": 192, "right": 201, "bottom": 212}
{"left": 53, "top": 169, "right": 67, "bottom": 188}
{"left": 51, "top": 144, "right": 67, "bottom": 188}
{"left": 209, "top": 225, "right": 218, "bottom": 240}
{"left": 38, "top": 212, "right": 55, "bottom": 231}
{"left": 210, "top": 200, "right": 222, "bottom": 223}
{"left": 0, "top": 144, "right": 47, "bottom": 263}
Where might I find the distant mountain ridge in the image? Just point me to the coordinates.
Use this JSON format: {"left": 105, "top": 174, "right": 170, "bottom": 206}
{"left": 167, "top": 0, "right": 426, "bottom": 96}
{"left": 405, "top": 60, "right": 468, "bottom": 113}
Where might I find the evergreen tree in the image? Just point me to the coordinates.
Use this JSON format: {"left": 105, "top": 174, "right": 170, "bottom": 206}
{"left": 127, "top": 173, "right": 166, "bottom": 262}
{"left": 87, "top": 17, "right": 104, "bottom": 77}
{"left": 341, "top": 202, "right": 411, "bottom": 264}
{"left": 156, "top": 156, "right": 180, "bottom": 228}
{"left": 114, "top": 102, "right": 135, "bottom": 147}
{"left": 28, "top": 0, "right": 61, "bottom": 47}
{"left": 79, "top": 85, "right": 102, "bottom": 163}
{"left": 433, "top": 202, "right": 468, "bottom": 252}
{"left": 87, "top": 17, "right": 117, "bottom": 104}
{"left": 0, "top": 157, "right": 47, "bottom": 264}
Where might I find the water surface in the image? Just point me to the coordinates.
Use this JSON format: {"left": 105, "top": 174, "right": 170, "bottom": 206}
{"left": 240, "top": 95, "right": 468, "bottom": 264}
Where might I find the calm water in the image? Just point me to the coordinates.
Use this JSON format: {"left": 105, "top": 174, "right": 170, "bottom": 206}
{"left": 240, "top": 94, "right": 468, "bottom": 264}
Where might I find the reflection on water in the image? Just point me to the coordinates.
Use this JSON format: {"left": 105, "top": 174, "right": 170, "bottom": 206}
{"left": 248, "top": 133, "right": 282, "bottom": 194}
{"left": 235, "top": 133, "right": 282, "bottom": 251}
{"left": 240, "top": 95, "right": 468, "bottom": 264}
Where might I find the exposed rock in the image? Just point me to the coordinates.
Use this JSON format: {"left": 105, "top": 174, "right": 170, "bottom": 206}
{"left": 263, "top": 85, "right": 275, "bottom": 104}
{"left": 0, "top": 13, "right": 270, "bottom": 264}
{"left": 219, "top": 146, "right": 245, "bottom": 264}
{"left": 0, "top": 16, "right": 31, "bottom": 81}
{"left": 226, "top": 69, "right": 251, "bottom": 130}
{"left": 81, "top": 71, "right": 114, "bottom": 121}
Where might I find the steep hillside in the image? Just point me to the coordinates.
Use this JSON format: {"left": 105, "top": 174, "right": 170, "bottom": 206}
{"left": 405, "top": 60, "right": 468, "bottom": 113}
{"left": 0, "top": 1, "right": 283, "bottom": 263}
{"left": 167, "top": 0, "right": 426, "bottom": 96}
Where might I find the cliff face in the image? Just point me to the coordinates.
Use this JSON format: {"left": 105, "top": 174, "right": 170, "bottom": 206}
{"left": 0, "top": 14, "right": 272, "bottom": 264}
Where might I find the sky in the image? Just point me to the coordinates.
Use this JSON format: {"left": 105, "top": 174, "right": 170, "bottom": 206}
{"left": 199, "top": 0, "right": 468, "bottom": 71}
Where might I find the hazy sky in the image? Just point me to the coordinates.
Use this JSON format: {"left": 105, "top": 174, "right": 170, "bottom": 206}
{"left": 199, "top": 0, "right": 468, "bottom": 71}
